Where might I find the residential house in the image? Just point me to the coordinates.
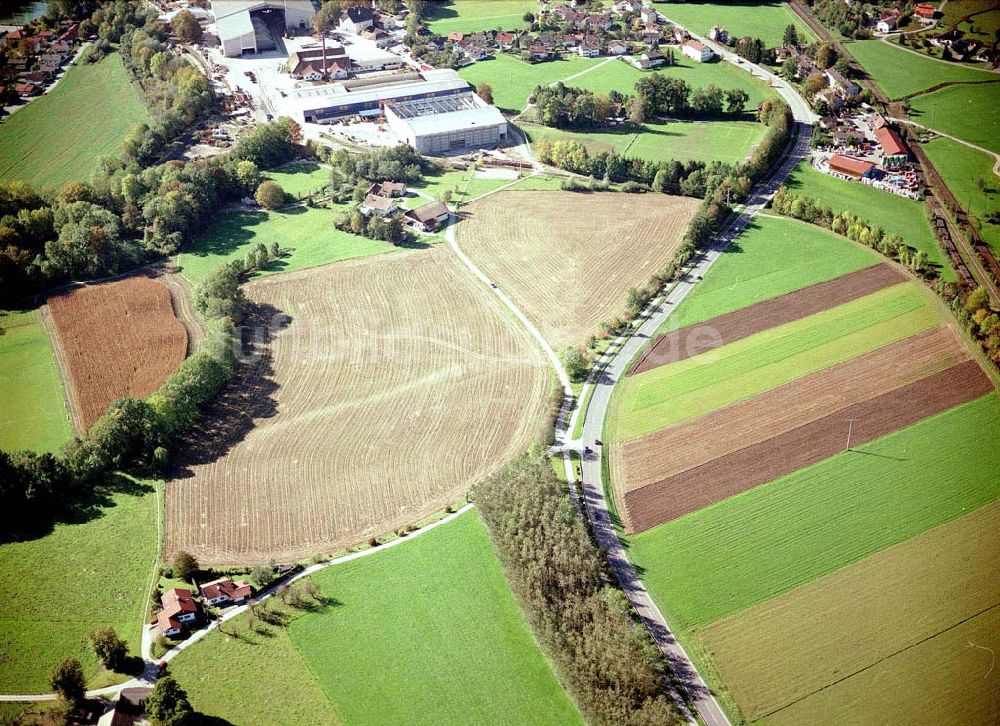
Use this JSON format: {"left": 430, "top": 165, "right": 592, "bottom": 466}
{"left": 562, "top": 33, "right": 582, "bottom": 48}
{"left": 375, "top": 12, "right": 398, "bottom": 30}
{"left": 708, "top": 25, "right": 728, "bottom": 43}
{"left": 673, "top": 27, "right": 689, "bottom": 44}
{"left": 362, "top": 27, "right": 394, "bottom": 47}
{"left": 613, "top": 0, "right": 644, "bottom": 15}
{"left": 527, "top": 43, "right": 555, "bottom": 61}
{"left": 641, "top": 30, "right": 662, "bottom": 46}
{"left": 368, "top": 181, "right": 407, "bottom": 198}
{"left": 200, "top": 577, "right": 254, "bottom": 607}
{"left": 157, "top": 588, "right": 198, "bottom": 637}
{"left": 606, "top": 39, "right": 629, "bottom": 55}
{"left": 929, "top": 29, "right": 960, "bottom": 47}
{"left": 360, "top": 193, "right": 400, "bottom": 217}
{"left": 682, "top": 38, "right": 712, "bottom": 62}
{"left": 578, "top": 35, "right": 601, "bottom": 57}
{"left": 551, "top": 4, "right": 586, "bottom": 27}
{"left": 583, "top": 13, "right": 614, "bottom": 31}
{"left": 291, "top": 57, "right": 349, "bottom": 80}
{"left": 338, "top": 4, "right": 375, "bottom": 34}
{"left": 447, "top": 32, "right": 465, "bottom": 42}
{"left": 14, "top": 82, "right": 37, "bottom": 98}
{"left": 875, "top": 125, "right": 910, "bottom": 165}
{"left": 914, "top": 3, "right": 936, "bottom": 22}
{"left": 636, "top": 49, "right": 665, "bottom": 69}
{"left": 495, "top": 31, "right": 516, "bottom": 50}
{"left": 814, "top": 87, "right": 842, "bottom": 111}
{"left": 825, "top": 68, "right": 859, "bottom": 97}
{"left": 876, "top": 11, "right": 899, "bottom": 33}
{"left": 404, "top": 200, "right": 450, "bottom": 232}
{"left": 828, "top": 154, "right": 876, "bottom": 180}
{"left": 455, "top": 38, "right": 490, "bottom": 61}
{"left": 640, "top": 7, "right": 659, "bottom": 25}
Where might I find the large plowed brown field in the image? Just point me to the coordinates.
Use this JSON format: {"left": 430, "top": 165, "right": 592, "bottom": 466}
{"left": 458, "top": 190, "right": 699, "bottom": 349}
{"left": 628, "top": 263, "right": 905, "bottom": 374}
{"left": 620, "top": 358, "right": 992, "bottom": 532}
{"left": 46, "top": 275, "right": 188, "bottom": 431}
{"left": 165, "top": 247, "right": 550, "bottom": 564}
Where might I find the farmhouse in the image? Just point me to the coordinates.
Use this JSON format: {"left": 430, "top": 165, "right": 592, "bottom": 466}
{"left": 213, "top": 0, "right": 315, "bottom": 58}
{"left": 914, "top": 3, "right": 936, "bottom": 21}
{"left": 404, "top": 200, "right": 450, "bottom": 232}
{"left": 384, "top": 92, "right": 508, "bottom": 155}
{"left": 157, "top": 588, "right": 198, "bottom": 637}
{"left": 875, "top": 125, "right": 910, "bottom": 166}
{"left": 876, "top": 11, "right": 899, "bottom": 33}
{"left": 200, "top": 577, "right": 254, "bottom": 606}
{"left": 828, "top": 154, "right": 876, "bottom": 180}
{"left": 682, "top": 39, "right": 713, "bottom": 63}
{"left": 360, "top": 193, "right": 401, "bottom": 217}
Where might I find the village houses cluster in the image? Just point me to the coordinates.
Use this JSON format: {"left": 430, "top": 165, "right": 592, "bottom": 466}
{"left": 0, "top": 18, "right": 81, "bottom": 108}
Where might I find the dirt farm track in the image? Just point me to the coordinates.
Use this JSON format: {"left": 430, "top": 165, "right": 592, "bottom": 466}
{"left": 46, "top": 275, "right": 188, "bottom": 432}
{"left": 165, "top": 246, "right": 550, "bottom": 564}
{"left": 458, "top": 191, "right": 699, "bottom": 349}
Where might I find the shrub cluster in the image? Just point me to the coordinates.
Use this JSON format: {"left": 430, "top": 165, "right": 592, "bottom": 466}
{"left": 474, "top": 454, "right": 679, "bottom": 726}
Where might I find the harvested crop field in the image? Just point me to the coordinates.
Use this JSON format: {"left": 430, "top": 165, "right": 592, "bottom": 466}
{"left": 165, "top": 247, "right": 549, "bottom": 564}
{"left": 621, "top": 358, "right": 992, "bottom": 533}
{"left": 628, "top": 263, "right": 905, "bottom": 373}
{"left": 701, "top": 500, "right": 1000, "bottom": 722}
{"left": 46, "top": 275, "right": 188, "bottom": 432}
{"left": 457, "top": 191, "right": 699, "bottom": 349}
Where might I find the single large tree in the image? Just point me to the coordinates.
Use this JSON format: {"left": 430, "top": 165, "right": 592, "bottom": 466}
{"left": 783, "top": 23, "right": 799, "bottom": 47}
{"left": 49, "top": 658, "right": 86, "bottom": 705}
{"left": 172, "top": 10, "right": 203, "bottom": 44}
{"left": 146, "top": 676, "right": 194, "bottom": 726}
{"left": 89, "top": 627, "right": 128, "bottom": 671}
{"left": 255, "top": 180, "right": 286, "bottom": 210}
{"left": 172, "top": 550, "right": 199, "bottom": 582}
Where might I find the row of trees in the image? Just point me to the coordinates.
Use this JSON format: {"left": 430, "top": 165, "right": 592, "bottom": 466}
{"left": 0, "top": 118, "right": 301, "bottom": 304}
{"left": 474, "top": 453, "right": 680, "bottom": 725}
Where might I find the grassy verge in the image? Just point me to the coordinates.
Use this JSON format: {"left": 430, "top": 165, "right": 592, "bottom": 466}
{"left": 656, "top": 1, "right": 815, "bottom": 47}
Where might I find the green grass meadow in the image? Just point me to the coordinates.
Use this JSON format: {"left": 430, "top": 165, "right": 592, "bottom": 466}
{"left": 176, "top": 204, "right": 397, "bottom": 286}
{"left": 782, "top": 161, "right": 954, "bottom": 280}
{"left": 922, "top": 137, "right": 1000, "bottom": 257}
{"left": 655, "top": 1, "right": 815, "bottom": 48}
{"left": 845, "top": 39, "right": 996, "bottom": 98}
{"left": 458, "top": 54, "right": 603, "bottom": 113}
{"left": 264, "top": 162, "right": 330, "bottom": 198}
{"left": 628, "top": 392, "right": 1000, "bottom": 630}
{"left": 0, "top": 308, "right": 74, "bottom": 454}
{"left": 173, "top": 511, "right": 580, "bottom": 725}
{"left": 425, "top": 0, "right": 536, "bottom": 35}
{"left": 656, "top": 216, "right": 880, "bottom": 334}
{"left": 0, "top": 480, "right": 159, "bottom": 692}
{"left": 613, "top": 282, "right": 936, "bottom": 440}
{"left": 0, "top": 50, "right": 150, "bottom": 189}
{"left": 910, "top": 82, "right": 1000, "bottom": 154}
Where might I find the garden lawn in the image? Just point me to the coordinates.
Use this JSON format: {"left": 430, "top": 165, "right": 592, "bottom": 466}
{"left": 171, "top": 614, "right": 339, "bottom": 726}
{"left": 290, "top": 510, "right": 582, "bottom": 725}
{"left": 657, "top": 216, "right": 880, "bottom": 334}
{"left": 525, "top": 119, "right": 766, "bottom": 165}
{"left": 265, "top": 162, "right": 329, "bottom": 198}
{"left": 425, "top": 0, "right": 535, "bottom": 35}
{"left": 572, "top": 55, "right": 775, "bottom": 108}
{"left": 910, "top": 82, "right": 1000, "bottom": 154}
{"left": 613, "top": 282, "right": 936, "bottom": 440}
{"left": 783, "top": 161, "right": 953, "bottom": 280}
{"left": 458, "top": 54, "right": 603, "bottom": 113}
{"left": 845, "top": 39, "right": 995, "bottom": 98}
{"left": 627, "top": 392, "right": 1000, "bottom": 630}
{"left": 922, "top": 137, "right": 1000, "bottom": 257}
{"left": 0, "top": 50, "right": 150, "bottom": 189}
{"left": 0, "top": 308, "right": 73, "bottom": 454}
{"left": 176, "top": 204, "right": 396, "bottom": 286}
{"left": 658, "top": 1, "right": 814, "bottom": 47}
{"left": 0, "top": 480, "right": 159, "bottom": 692}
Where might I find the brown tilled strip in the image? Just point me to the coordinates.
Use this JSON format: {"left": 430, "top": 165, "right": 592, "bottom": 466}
{"left": 623, "top": 359, "right": 993, "bottom": 533}
{"left": 628, "top": 263, "right": 906, "bottom": 375}
{"left": 615, "top": 327, "right": 968, "bottom": 494}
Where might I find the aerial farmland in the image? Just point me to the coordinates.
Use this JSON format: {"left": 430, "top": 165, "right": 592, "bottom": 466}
{"left": 0, "top": 0, "right": 998, "bottom": 724}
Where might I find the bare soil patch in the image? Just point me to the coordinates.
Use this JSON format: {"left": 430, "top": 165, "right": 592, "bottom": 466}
{"left": 164, "top": 246, "right": 550, "bottom": 564}
{"left": 46, "top": 276, "right": 188, "bottom": 431}
{"left": 458, "top": 190, "right": 699, "bottom": 349}
{"left": 622, "top": 358, "right": 993, "bottom": 533}
{"left": 629, "top": 263, "right": 905, "bottom": 374}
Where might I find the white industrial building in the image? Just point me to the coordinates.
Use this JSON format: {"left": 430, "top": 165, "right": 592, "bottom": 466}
{"left": 385, "top": 93, "right": 508, "bottom": 155}
{"left": 212, "top": 0, "right": 315, "bottom": 57}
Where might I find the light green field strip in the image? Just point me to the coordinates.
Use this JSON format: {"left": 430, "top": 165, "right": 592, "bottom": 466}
{"left": 701, "top": 499, "right": 1000, "bottom": 721}
{"left": 458, "top": 53, "right": 603, "bottom": 113}
{"left": 0, "top": 50, "right": 150, "bottom": 189}
{"left": 658, "top": 216, "right": 880, "bottom": 334}
{"left": 289, "top": 510, "right": 582, "bottom": 726}
{"left": 628, "top": 392, "right": 1000, "bottom": 630}
{"left": 0, "top": 482, "right": 159, "bottom": 691}
{"left": 764, "top": 606, "right": 1000, "bottom": 726}
{"left": 845, "top": 39, "right": 996, "bottom": 98}
{"left": 614, "top": 282, "right": 935, "bottom": 441}
{"left": 782, "top": 161, "right": 954, "bottom": 280}
{"left": 657, "top": 1, "right": 814, "bottom": 47}
{"left": 0, "top": 308, "right": 74, "bottom": 454}
{"left": 426, "top": 0, "right": 536, "bottom": 36}
{"left": 923, "top": 137, "right": 1000, "bottom": 257}
{"left": 910, "top": 82, "right": 1000, "bottom": 155}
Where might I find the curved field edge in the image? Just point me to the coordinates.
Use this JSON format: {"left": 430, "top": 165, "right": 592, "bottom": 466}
{"left": 0, "top": 480, "right": 159, "bottom": 692}
{"left": 171, "top": 510, "right": 582, "bottom": 726}
{"left": 0, "top": 308, "right": 74, "bottom": 454}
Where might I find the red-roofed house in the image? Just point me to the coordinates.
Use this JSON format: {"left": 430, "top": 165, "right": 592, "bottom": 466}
{"left": 828, "top": 154, "right": 876, "bottom": 180}
{"left": 200, "top": 577, "right": 254, "bottom": 607}
{"left": 157, "top": 588, "right": 198, "bottom": 637}
{"left": 682, "top": 38, "right": 712, "bottom": 62}
{"left": 875, "top": 125, "right": 910, "bottom": 165}
{"left": 915, "top": 3, "right": 937, "bottom": 21}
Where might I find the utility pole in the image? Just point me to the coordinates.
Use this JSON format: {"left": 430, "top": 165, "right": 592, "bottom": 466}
{"left": 845, "top": 418, "right": 859, "bottom": 451}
